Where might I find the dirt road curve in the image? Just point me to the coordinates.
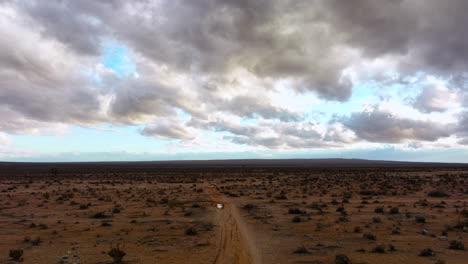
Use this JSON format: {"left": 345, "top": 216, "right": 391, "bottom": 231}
{"left": 206, "top": 187, "right": 261, "bottom": 264}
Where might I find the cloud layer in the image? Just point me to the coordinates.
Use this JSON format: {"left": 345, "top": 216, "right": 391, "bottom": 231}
{"left": 0, "top": 0, "right": 467, "bottom": 154}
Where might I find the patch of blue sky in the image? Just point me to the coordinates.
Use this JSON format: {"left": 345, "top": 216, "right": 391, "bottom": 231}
{"left": 305, "top": 75, "right": 429, "bottom": 124}
{"left": 303, "top": 83, "right": 379, "bottom": 123}
{"left": 102, "top": 44, "right": 136, "bottom": 77}
{"left": 11, "top": 125, "right": 168, "bottom": 154}
{"left": 175, "top": 108, "right": 192, "bottom": 119}
{"left": 81, "top": 43, "right": 137, "bottom": 86}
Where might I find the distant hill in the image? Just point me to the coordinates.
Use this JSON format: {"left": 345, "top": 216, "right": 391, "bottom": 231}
{"left": 0, "top": 158, "right": 467, "bottom": 175}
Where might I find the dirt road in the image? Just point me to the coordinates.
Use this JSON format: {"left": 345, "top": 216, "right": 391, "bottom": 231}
{"left": 206, "top": 186, "right": 261, "bottom": 264}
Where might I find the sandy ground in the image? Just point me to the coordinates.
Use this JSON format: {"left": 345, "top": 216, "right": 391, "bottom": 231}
{"left": 0, "top": 167, "right": 467, "bottom": 263}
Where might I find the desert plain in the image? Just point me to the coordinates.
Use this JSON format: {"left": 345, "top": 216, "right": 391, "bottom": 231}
{"left": 0, "top": 160, "right": 467, "bottom": 264}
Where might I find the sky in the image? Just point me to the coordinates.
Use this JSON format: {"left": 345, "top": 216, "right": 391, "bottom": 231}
{"left": 1, "top": 0, "right": 468, "bottom": 162}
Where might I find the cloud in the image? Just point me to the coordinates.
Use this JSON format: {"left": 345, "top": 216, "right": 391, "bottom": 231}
{"left": 1, "top": 0, "right": 468, "bottom": 153}
{"left": 203, "top": 119, "right": 262, "bottom": 137}
{"left": 8, "top": 0, "right": 357, "bottom": 101}
{"left": 140, "top": 120, "right": 195, "bottom": 140}
{"left": 219, "top": 96, "right": 302, "bottom": 122}
{"left": 0, "top": 132, "right": 12, "bottom": 146}
{"left": 322, "top": 0, "right": 468, "bottom": 83}
{"left": 0, "top": 106, "right": 69, "bottom": 136}
{"left": 214, "top": 120, "right": 342, "bottom": 149}
{"left": 342, "top": 107, "right": 453, "bottom": 143}
{"left": 455, "top": 111, "right": 468, "bottom": 145}
{"left": 413, "top": 84, "right": 459, "bottom": 113}
{"left": 0, "top": 5, "right": 105, "bottom": 129}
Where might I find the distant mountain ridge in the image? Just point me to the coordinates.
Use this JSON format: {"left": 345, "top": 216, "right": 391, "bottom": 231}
{"left": 0, "top": 158, "right": 467, "bottom": 170}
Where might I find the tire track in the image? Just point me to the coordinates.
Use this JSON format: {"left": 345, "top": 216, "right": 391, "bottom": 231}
{"left": 206, "top": 187, "right": 261, "bottom": 264}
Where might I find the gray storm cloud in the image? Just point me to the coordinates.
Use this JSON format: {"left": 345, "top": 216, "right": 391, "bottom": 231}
{"left": 141, "top": 120, "right": 195, "bottom": 140}
{"left": 0, "top": 0, "right": 467, "bottom": 147}
{"left": 342, "top": 108, "right": 453, "bottom": 143}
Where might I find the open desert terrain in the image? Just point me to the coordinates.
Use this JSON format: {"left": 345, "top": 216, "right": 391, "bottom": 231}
{"left": 0, "top": 160, "right": 466, "bottom": 264}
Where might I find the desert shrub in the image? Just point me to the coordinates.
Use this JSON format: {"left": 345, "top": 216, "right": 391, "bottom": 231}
{"left": 90, "top": 212, "right": 110, "bottom": 219}
{"left": 199, "top": 222, "right": 214, "bottom": 231}
{"left": 418, "top": 248, "right": 435, "bottom": 257}
{"left": 184, "top": 211, "right": 193, "bottom": 217}
{"left": 31, "top": 237, "right": 41, "bottom": 246}
{"left": 292, "top": 216, "right": 302, "bottom": 223}
{"left": 415, "top": 216, "right": 426, "bottom": 223}
{"left": 288, "top": 208, "right": 305, "bottom": 214}
{"left": 388, "top": 244, "right": 396, "bottom": 251}
{"left": 372, "top": 244, "right": 386, "bottom": 253}
{"left": 374, "top": 207, "right": 384, "bottom": 214}
{"left": 353, "top": 226, "right": 362, "bottom": 233}
{"left": 448, "top": 240, "right": 464, "bottom": 250}
{"left": 335, "top": 254, "right": 351, "bottom": 264}
{"left": 108, "top": 246, "right": 126, "bottom": 263}
{"left": 293, "top": 246, "right": 310, "bottom": 254}
{"left": 275, "top": 194, "right": 287, "bottom": 200}
{"left": 389, "top": 207, "right": 399, "bottom": 214}
{"left": 460, "top": 209, "right": 468, "bottom": 218}
{"left": 363, "top": 232, "right": 376, "bottom": 240}
{"left": 185, "top": 227, "right": 198, "bottom": 236}
{"left": 428, "top": 190, "right": 449, "bottom": 198}
{"left": 372, "top": 217, "right": 381, "bottom": 223}
{"left": 243, "top": 204, "right": 255, "bottom": 212}
{"left": 338, "top": 216, "right": 348, "bottom": 222}
{"left": 454, "top": 219, "right": 468, "bottom": 230}
{"left": 9, "top": 249, "right": 23, "bottom": 261}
